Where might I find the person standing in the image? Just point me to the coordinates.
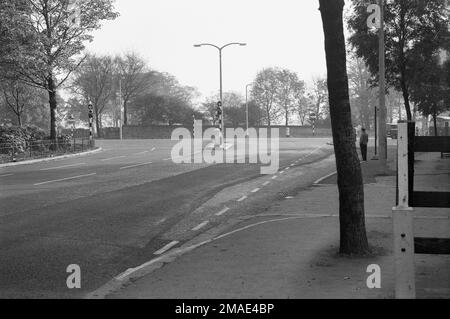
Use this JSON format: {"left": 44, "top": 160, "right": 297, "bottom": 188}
{"left": 359, "top": 128, "right": 369, "bottom": 161}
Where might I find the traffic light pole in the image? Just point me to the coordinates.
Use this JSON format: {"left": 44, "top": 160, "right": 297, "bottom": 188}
{"left": 372, "top": 106, "right": 378, "bottom": 159}
{"left": 378, "top": 0, "right": 387, "bottom": 166}
{"left": 219, "top": 49, "right": 223, "bottom": 146}
{"left": 193, "top": 42, "right": 247, "bottom": 148}
{"left": 88, "top": 103, "right": 94, "bottom": 147}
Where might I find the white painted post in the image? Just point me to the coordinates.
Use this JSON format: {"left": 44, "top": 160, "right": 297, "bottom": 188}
{"left": 392, "top": 122, "right": 416, "bottom": 298}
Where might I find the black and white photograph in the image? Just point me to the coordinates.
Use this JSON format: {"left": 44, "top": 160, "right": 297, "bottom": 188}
{"left": 0, "top": 0, "right": 449, "bottom": 310}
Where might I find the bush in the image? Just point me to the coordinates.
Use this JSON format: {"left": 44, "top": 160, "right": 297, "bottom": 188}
{"left": 0, "top": 125, "right": 47, "bottom": 154}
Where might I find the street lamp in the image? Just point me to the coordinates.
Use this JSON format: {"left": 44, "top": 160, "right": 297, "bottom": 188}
{"left": 194, "top": 42, "right": 247, "bottom": 146}
{"left": 245, "top": 83, "right": 252, "bottom": 136}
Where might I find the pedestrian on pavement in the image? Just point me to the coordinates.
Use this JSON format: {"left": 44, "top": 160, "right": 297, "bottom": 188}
{"left": 359, "top": 127, "right": 368, "bottom": 161}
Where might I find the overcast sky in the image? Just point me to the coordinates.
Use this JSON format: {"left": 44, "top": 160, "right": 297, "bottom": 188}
{"left": 86, "top": 0, "right": 352, "bottom": 101}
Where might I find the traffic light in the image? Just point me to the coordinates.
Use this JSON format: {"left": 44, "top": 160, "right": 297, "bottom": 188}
{"left": 216, "top": 101, "right": 222, "bottom": 115}
{"left": 88, "top": 103, "right": 94, "bottom": 119}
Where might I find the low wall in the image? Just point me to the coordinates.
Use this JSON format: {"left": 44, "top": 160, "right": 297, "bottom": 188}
{"left": 120, "top": 125, "right": 332, "bottom": 139}
{"left": 63, "top": 125, "right": 333, "bottom": 139}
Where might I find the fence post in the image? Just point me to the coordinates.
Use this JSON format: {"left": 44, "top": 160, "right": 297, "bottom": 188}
{"left": 392, "top": 121, "right": 416, "bottom": 299}
{"left": 407, "top": 121, "right": 415, "bottom": 207}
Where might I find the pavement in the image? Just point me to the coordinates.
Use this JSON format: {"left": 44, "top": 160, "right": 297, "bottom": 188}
{"left": 102, "top": 145, "right": 450, "bottom": 299}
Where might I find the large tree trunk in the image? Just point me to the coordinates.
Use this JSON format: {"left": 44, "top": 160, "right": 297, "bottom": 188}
{"left": 17, "top": 113, "right": 22, "bottom": 127}
{"left": 48, "top": 75, "right": 57, "bottom": 141}
{"left": 319, "top": 0, "right": 370, "bottom": 255}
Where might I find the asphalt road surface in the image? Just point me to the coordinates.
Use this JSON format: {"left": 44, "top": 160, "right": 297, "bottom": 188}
{"left": 0, "top": 138, "right": 336, "bottom": 298}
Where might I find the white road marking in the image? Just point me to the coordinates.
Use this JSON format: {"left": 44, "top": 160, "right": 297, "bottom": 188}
{"left": 285, "top": 167, "right": 290, "bottom": 170}
{"left": 215, "top": 207, "right": 230, "bottom": 216}
{"left": 155, "top": 217, "right": 167, "bottom": 225}
{"left": 313, "top": 171, "right": 337, "bottom": 185}
{"left": 192, "top": 221, "right": 209, "bottom": 231}
{"left": 272, "top": 175, "right": 278, "bottom": 180}
{"left": 100, "top": 156, "right": 126, "bottom": 161}
{"left": 262, "top": 181, "right": 270, "bottom": 186}
{"left": 0, "top": 173, "right": 13, "bottom": 177}
{"left": 39, "top": 163, "right": 86, "bottom": 171}
{"left": 237, "top": 195, "right": 248, "bottom": 202}
{"left": 34, "top": 173, "right": 96, "bottom": 186}
{"left": 119, "top": 161, "right": 153, "bottom": 170}
{"left": 151, "top": 147, "right": 156, "bottom": 151}
{"left": 154, "top": 241, "right": 179, "bottom": 255}
{"left": 115, "top": 268, "right": 136, "bottom": 281}
{"left": 280, "top": 170, "right": 285, "bottom": 174}
{"left": 163, "top": 158, "right": 171, "bottom": 161}
{"left": 133, "top": 151, "right": 149, "bottom": 155}
{"left": 290, "top": 163, "right": 295, "bottom": 167}
{"left": 109, "top": 215, "right": 333, "bottom": 284}
{"left": 251, "top": 188, "right": 260, "bottom": 193}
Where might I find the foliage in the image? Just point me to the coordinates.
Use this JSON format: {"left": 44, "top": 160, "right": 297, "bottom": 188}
{"left": 2, "top": 0, "right": 119, "bottom": 139}
{"left": 348, "top": 0, "right": 450, "bottom": 120}
{"left": 0, "top": 125, "right": 46, "bottom": 153}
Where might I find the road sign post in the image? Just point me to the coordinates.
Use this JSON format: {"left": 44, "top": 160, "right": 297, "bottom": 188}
{"left": 216, "top": 101, "right": 223, "bottom": 147}
{"left": 67, "top": 114, "right": 76, "bottom": 152}
{"left": 88, "top": 103, "right": 94, "bottom": 147}
{"left": 309, "top": 113, "right": 316, "bottom": 136}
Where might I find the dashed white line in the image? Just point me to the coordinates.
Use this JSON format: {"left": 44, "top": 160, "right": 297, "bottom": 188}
{"left": 100, "top": 156, "right": 126, "bottom": 161}
{"left": 151, "top": 147, "right": 156, "bottom": 151}
{"left": 280, "top": 170, "right": 285, "bottom": 174}
{"left": 34, "top": 173, "right": 96, "bottom": 186}
{"left": 263, "top": 181, "right": 270, "bottom": 186}
{"left": 133, "top": 151, "right": 149, "bottom": 155}
{"left": 192, "top": 221, "right": 209, "bottom": 231}
{"left": 0, "top": 173, "right": 13, "bottom": 177}
{"left": 215, "top": 207, "right": 230, "bottom": 216}
{"left": 272, "top": 175, "right": 278, "bottom": 180}
{"left": 154, "top": 241, "right": 179, "bottom": 255}
{"left": 251, "top": 188, "right": 260, "bottom": 193}
{"left": 155, "top": 217, "right": 167, "bottom": 225}
{"left": 163, "top": 158, "right": 172, "bottom": 161}
{"left": 119, "top": 161, "right": 153, "bottom": 170}
{"left": 290, "top": 163, "right": 295, "bottom": 167}
{"left": 39, "top": 163, "right": 86, "bottom": 171}
{"left": 237, "top": 195, "right": 248, "bottom": 202}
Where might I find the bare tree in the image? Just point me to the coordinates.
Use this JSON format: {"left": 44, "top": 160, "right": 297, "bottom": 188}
{"left": 72, "top": 54, "right": 116, "bottom": 137}
{"left": 319, "top": 0, "right": 370, "bottom": 255}
{"left": 8, "top": 0, "right": 118, "bottom": 140}
{"left": 116, "top": 52, "right": 150, "bottom": 125}
{"left": 252, "top": 68, "right": 280, "bottom": 126}
{"left": 276, "top": 69, "right": 302, "bottom": 126}
{"left": 309, "top": 77, "right": 328, "bottom": 121}
{"left": 291, "top": 76, "right": 308, "bottom": 125}
{"left": 0, "top": 79, "right": 33, "bottom": 127}
{"left": 347, "top": 53, "right": 377, "bottom": 129}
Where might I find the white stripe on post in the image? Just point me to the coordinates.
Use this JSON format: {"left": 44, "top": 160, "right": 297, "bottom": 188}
{"left": 392, "top": 122, "right": 415, "bottom": 299}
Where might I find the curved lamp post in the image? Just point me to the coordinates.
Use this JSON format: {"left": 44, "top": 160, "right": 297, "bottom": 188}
{"left": 194, "top": 42, "right": 247, "bottom": 146}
